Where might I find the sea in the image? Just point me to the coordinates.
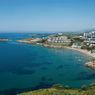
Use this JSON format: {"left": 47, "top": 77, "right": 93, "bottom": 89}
{"left": 0, "top": 33, "right": 95, "bottom": 95}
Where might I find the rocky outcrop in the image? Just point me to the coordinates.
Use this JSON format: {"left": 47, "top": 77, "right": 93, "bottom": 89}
{"left": 85, "top": 61, "right": 95, "bottom": 68}
{"left": 0, "top": 38, "right": 8, "bottom": 41}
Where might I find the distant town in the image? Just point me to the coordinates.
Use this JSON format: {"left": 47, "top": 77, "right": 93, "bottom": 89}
{"left": 19, "top": 30, "right": 95, "bottom": 51}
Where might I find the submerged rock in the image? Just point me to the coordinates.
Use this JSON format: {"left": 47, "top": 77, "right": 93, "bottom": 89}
{"left": 56, "top": 65, "right": 64, "bottom": 69}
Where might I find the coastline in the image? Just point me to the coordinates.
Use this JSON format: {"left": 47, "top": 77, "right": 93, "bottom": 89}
{"left": 18, "top": 40, "right": 95, "bottom": 58}
{"left": 41, "top": 43, "right": 95, "bottom": 58}
{"left": 65, "top": 47, "right": 95, "bottom": 58}
{"left": 18, "top": 40, "right": 95, "bottom": 68}
{"left": 41, "top": 44, "right": 95, "bottom": 68}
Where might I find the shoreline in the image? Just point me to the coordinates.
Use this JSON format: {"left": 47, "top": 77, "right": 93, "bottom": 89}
{"left": 41, "top": 43, "right": 95, "bottom": 58}
{"left": 18, "top": 40, "right": 95, "bottom": 58}
{"left": 42, "top": 44, "right": 95, "bottom": 68}
{"left": 65, "top": 47, "right": 95, "bottom": 58}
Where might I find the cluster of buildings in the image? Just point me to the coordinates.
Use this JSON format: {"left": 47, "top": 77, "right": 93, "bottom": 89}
{"left": 27, "top": 31, "right": 95, "bottom": 49}
{"left": 83, "top": 31, "right": 95, "bottom": 42}
{"left": 44, "top": 33, "right": 71, "bottom": 44}
{"left": 83, "top": 31, "right": 95, "bottom": 47}
{"left": 71, "top": 43, "right": 83, "bottom": 48}
{"left": 26, "top": 33, "right": 71, "bottom": 44}
{"left": 72, "top": 31, "right": 95, "bottom": 48}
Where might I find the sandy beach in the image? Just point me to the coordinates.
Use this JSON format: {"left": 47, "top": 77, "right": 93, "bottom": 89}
{"left": 65, "top": 47, "right": 95, "bottom": 68}
{"left": 42, "top": 43, "right": 95, "bottom": 58}
{"left": 65, "top": 47, "right": 95, "bottom": 58}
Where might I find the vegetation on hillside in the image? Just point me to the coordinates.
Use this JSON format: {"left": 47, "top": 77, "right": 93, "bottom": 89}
{"left": 18, "top": 83, "right": 95, "bottom": 95}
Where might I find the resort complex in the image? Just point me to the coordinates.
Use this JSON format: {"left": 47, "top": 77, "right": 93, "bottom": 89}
{"left": 43, "top": 33, "right": 71, "bottom": 43}
{"left": 83, "top": 31, "right": 95, "bottom": 42}
{"left": 83, "top": 31, "right": 95, "bottom": 47}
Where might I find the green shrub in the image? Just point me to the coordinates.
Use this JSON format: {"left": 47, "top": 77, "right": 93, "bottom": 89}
{"left": 65, "top": 85, "right": 69, "bottom": 89}
{"left": 78, "top": 89, "right": 82, "bottom": 92}
{"left": 81, "top": 85, "right": 87, "bottom": 90}
{"left": 52, "top": 84, "right": 64, "bottom": 90}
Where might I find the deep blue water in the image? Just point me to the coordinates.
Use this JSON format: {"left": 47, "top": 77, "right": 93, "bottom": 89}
{"left": 0, "top": 33, "right": 95, "bottom": 95}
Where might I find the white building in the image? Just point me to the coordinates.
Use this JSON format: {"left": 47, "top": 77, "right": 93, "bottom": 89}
{"left": 47, "top": 35, "right": 71, "bottom": 43}
{"left": 72, "top": 43, "right": 82, "bottom": 48}
{"left": 83, "top": 31, "right": 95, "bottom": 42}
{"left": 57, "top": 32, "right": 63, "bottom": 36}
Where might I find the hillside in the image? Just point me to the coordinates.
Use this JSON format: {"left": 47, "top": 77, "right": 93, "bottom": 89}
{"left": 18, "top": 84, "right": 95, "bottom": 95}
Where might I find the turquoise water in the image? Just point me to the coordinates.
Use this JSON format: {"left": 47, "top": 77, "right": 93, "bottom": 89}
{"left": 0, "top": 33, "right": 95, "bottom": 95}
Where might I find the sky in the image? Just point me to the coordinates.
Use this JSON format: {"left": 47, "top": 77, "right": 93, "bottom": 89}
{"left": 0, "top": 0, "right": 95, "bottom": 33}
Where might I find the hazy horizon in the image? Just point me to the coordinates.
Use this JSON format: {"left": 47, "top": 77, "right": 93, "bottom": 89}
{"left": 0, "top": 0, "right": 95, "bottom": 32}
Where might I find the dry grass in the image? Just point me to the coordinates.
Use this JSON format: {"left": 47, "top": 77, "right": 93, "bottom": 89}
{"left": 18, "top": 88, "right": 95, "bottom": 95}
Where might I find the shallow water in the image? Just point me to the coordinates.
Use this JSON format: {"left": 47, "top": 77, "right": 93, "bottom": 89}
{"left": 0, "top": 33, "right": 95, "bottom": 95}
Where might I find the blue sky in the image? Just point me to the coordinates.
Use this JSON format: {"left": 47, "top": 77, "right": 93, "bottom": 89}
{"left": 0, "top": 0, "right": 95, "bottom": 32}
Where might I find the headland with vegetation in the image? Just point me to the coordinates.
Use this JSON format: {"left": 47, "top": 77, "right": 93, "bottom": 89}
{"left": 18, "top": 83, "right": 95, "bottom": 95}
